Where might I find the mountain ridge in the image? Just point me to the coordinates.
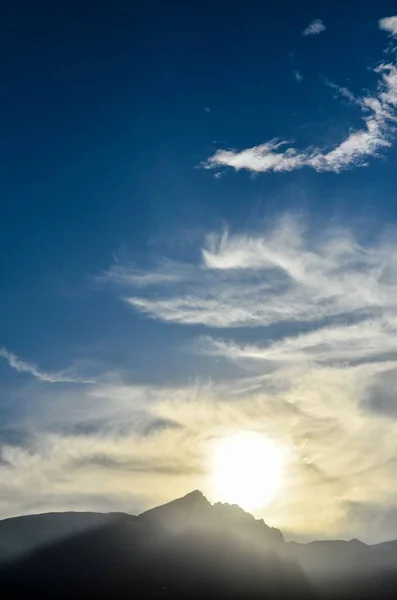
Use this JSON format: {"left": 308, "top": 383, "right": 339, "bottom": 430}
{"left": 0, "top": 489, "right": 396, "bottom": 562}
{"left": 2, "top": 490, "right": 397, "bottom": 598}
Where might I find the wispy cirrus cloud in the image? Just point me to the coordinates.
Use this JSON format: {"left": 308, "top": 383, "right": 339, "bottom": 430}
{"left": 205, "top": 21, "right": 397, "bottom": 178}
{"left": 322, "top": 78, "right": 358, "bottom": 105}
{"left": 379, "top": 16, "right": 397, "bottom": 36}
{"left": 302, "top": 19, "right": 326, "bottom": 37}
{"left": 203, "top": 319, "right": 397, "bottom": 369}
{"left": 0, "top": 347, "right": 94, "bottom": 384}
{"left": 101, "top": 263, "right": 183, "bottom": 288}
{"left": 104, "top": 215, "right": 397, "bottom": 330}
{"left": 204, "top": 63, "right": 397, "bottom": 175}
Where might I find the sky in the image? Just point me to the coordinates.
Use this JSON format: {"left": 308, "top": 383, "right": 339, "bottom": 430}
{"left": 3, "top": 1, "right": 397, "bottom": 543}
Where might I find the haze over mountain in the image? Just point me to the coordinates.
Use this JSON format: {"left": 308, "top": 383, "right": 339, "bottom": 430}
{"left": 2, "top": 491, "right": 397, "bottom": 598}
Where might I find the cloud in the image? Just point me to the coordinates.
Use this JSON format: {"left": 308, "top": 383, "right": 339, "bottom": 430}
{"left": 293, "top": 70, "right": 303, "bottom": 83}
{"left": 0, "top": 381, "right": 211, "bottom": 521}
{"left": 8, "top": 216, "right": 397, "bottom": 541}
{"left": 204, "top": 63, "right": 397, "bottom": 175}
{"left": 100, "top": 262, "right": 184, "bottom": 288}
{"left": 322, "top": 78, "right": 358, "bottom": 104}
{"left": 156, "top": 368, "right": 397, "bottom": 541}
{"left": 203, "top": 321, "right": 397, "bottom": 370}
{"left": 379, "top": 16, "right": 397, "bottom": 36}
{"left": 105, "top": 215, "right": 397, "bottom": 332}
{"left": 3, "top": 296, "right": 397, "bottom": 541}
{"left": 0, "top": 347, "right": 93, "bottom": 384}
{"left": 94, "top": 214, "right": 397, "bottom": 537}
{"left": 302, "top": 19, "right": 326, "bottom": 36}
{"left": 96, "top": 214, "right": 397, "bottom": 537}
{"left": 3, "top": 367, "right": 397, "bottom": 541}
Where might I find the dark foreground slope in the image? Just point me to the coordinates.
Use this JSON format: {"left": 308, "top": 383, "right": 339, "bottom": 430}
{"left": 0, "top": 491, "right": 312, "bottom": 599}
{"left": 1, "top": 491, "right": 397, "bottom": 599}
{"left": 0, "top": 510, "right": 126, "bottom": 564}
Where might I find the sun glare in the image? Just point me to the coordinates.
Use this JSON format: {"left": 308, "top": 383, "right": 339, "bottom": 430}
{"left": 211, "top": 431, "right": 285, "bottom": 511}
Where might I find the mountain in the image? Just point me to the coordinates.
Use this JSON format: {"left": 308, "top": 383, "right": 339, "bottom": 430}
{"left": 288, "top": 537, "right": 397, "bottom": 581}
{"left": 1, "top": 491, "right": 397, "bottom": 598}
{"left": 141, "top": 490, "right": 284, "bottom": 546}
{"left": 0, "top": 510, "right": 128, "bottom": 564}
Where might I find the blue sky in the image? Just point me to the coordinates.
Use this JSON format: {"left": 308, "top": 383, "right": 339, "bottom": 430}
{"left": 3, "top": 1, "right": 397, "bottom": 542}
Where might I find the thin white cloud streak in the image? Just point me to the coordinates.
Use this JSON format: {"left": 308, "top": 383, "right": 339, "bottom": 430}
{"left": 379, "top": 16, "right": 397, "bottom": 36}
{"left": 203, "top": 318, "right": 397, "bottom": 368}
{"left": 302, "top": 19, "right": 326, "bottom": 36}
{"left": 204, "top": 61, "right": 397, "bottom": 175}
{"left": 0, "top": 347, "right": 93, "bottom": 384}
{"left": 322, "top": 78, "right": 358, "bottom": 104}
{"left": 101, "top": 263, "right": 183, "bottom": 288}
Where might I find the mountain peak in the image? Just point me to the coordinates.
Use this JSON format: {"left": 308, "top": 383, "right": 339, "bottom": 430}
{"left": 181, "top": 489, "right": 207, "bottom": 503}
{"left": 139, "top": 491, "right": 284, "bottom": 546}
{"left": 139, "top": 490, "right": 210, "bottom": 524}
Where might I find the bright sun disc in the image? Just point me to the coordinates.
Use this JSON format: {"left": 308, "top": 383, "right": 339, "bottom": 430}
{"left": 212, "top": 432, "right": 285, "bottom": 510}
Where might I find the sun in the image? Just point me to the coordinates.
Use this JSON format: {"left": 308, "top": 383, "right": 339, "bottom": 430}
{"left": 211, "top": 431, "right": 285, "bottom": 511}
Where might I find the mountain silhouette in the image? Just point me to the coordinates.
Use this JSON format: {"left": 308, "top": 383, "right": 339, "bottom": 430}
{"left": 1, "top": 491, "right": 397, "bottom": 598}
